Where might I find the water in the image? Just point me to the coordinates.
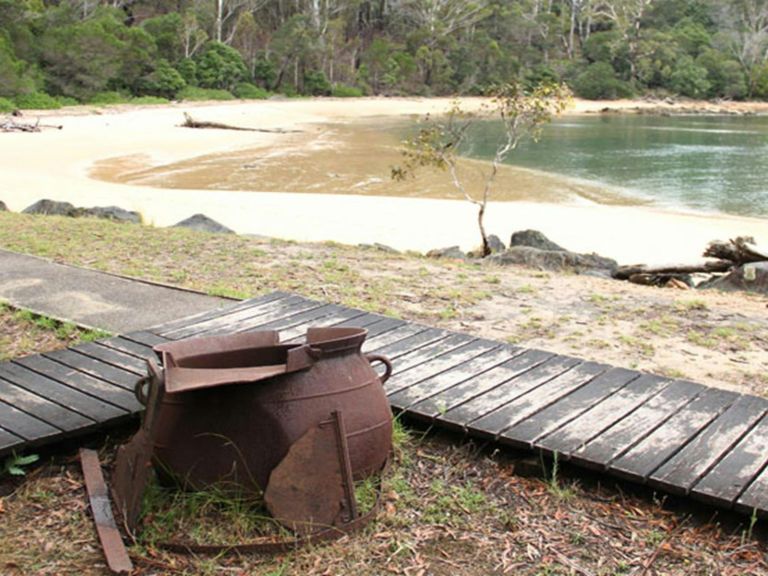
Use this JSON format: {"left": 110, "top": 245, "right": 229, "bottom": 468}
{"left": 461, "top": 115, "right": 768, "bottom": 217}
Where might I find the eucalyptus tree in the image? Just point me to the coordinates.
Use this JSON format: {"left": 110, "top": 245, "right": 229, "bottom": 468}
{"left": 715, "top": 0, "right": 768, "bottom": 96}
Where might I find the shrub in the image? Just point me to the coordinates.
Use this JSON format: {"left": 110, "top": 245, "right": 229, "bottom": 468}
{"left": 669, "top": 56, "right": 710, "bottom": 98}
{"left": 331, "top": 84, "right": 363, "bottom": 97}
{"left": 195, "top": 42, "right": 247, "bottom": 91}
{"left": 0, "top": 97, "right": 15, "bottom": 112}
{"left": 176, "top": 86, "right": 234, "bottom": 101}
{"left": 572, "top": 62, "right": 634, "bottom": 100}
{"left": 57, "top": 96, "right": 80, "bottom": 107}
{"left": 176, "top": 58, "right": 197, "bottom": 86}
{"left": 14, "top": 92, "right": 61, "bottom": 109}
{"left": 140, "top": 59, "right": 186, "bottom": 99}
{"left": 233, "top": 82, "right": 269, "bottom": 99}
{"left": 131, "top": 96, "right": 169, "bottom": 105}
{"left": 88, "top": 91, "right": 130, "bottom": 105}
{"left": 303, "top": 70, "right": 332, "bottom": 96}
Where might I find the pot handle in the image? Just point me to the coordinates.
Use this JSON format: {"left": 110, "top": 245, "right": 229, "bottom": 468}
{"left": 365, "top": 354, "right": 393, "bottom": 384}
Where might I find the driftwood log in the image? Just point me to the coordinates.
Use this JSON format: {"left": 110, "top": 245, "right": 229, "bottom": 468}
{"left": 704, "top": 237, "right": 768, "bottom": 265}
{"left": 181, "top": 113, "right": 300, "bottom": 134}
{"left": 613, "top": 260, "right": 732, "bottom": 281}
{"left": 1, "top": 117, "right": 63, "bottom": 133}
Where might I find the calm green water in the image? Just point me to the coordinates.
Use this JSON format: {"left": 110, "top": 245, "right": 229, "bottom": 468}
{"left": 461, "top": 115, "right": 768, "bottom": 217}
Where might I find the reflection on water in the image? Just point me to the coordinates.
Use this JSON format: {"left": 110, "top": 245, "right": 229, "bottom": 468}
{"left": 463, "top": 115, "right": 768, "bottom": 217}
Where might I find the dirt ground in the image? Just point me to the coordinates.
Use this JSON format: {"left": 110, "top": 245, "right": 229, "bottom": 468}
{"left": 0, "top": 215, "right": 767, "bottom": 574}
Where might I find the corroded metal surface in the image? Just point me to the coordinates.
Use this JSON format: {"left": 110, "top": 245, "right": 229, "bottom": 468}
{"left": 149, "top": 327, "right": 393, "bottom": 493}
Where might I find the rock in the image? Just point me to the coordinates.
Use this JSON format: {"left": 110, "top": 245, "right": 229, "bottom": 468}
{"left": 0, "top": 201, "right": 7, "bottom": 211}
{"left": 81, "top": 205, "right": 141, "bottom": 224}
{"left": 700, "top": 262, "right": 768, "bottom": 295}
{"left": 358, "top": 242, "right": 399, "bottom": 254}
{"left": 487, "top": 234, "right": 506, "bottom": 254}
{"left": 22, "top": 199, "right": 79, "bottom": 217}
{"left": 509, "top": 229, "right": 566, "bottom": 252}
{"left": 426, "top": 246, "right": 466, "bottom": 260}
{"left": 487, "top": 246, "right": 617, "bottom": 276}
{"left": 172, "top": 213, "right": 235, "bottom": 234}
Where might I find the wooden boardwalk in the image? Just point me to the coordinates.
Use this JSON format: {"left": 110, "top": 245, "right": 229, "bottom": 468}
{"left": 1, "top": 291, "right": 767, "bottom": 518}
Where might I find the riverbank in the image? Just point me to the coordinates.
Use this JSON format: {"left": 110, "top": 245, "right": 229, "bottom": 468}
{"left": 2, "top": 97, "right": 766, "bottom": 264}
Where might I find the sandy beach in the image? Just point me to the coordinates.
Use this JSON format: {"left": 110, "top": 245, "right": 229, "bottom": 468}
{"left": 2, "top": 97, "right": 766, "bottom": 265}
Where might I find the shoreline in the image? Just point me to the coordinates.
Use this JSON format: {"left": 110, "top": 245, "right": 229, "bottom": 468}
{"left": 3, "top": 97, "right": 766, "bottom": 265}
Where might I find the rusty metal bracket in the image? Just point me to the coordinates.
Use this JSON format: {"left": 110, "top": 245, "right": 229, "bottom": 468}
{"left": 80, "top": 448, "right": 134, "bottom": 575}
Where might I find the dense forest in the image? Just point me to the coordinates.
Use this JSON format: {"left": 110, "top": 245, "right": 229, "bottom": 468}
{"left": 1, "top": 0, "right": 768, "bottom": 110}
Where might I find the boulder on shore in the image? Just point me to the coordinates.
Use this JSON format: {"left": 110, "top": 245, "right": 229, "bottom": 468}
{"left": 699, "top": 262, "right": 768, "bottom": 295}
{"left": 0, "top": 200, "right": 7, "bottom": 211}
{"left": 487, "top": 246, "right": 617, "bottom": 276}
{"left": 427, "top": 246, "right": 466, "bottom": 260}
{"left": 81, "top": 205, "right": 141, "bottom": 224}
{"left": 509, "top": 229, "right": 566, "bottom": 252}
{"left": 22, "top": 199, "right": 79, "bottom": 217}
{"left": 173, "top": 213, "right": 235, "bottom": 234}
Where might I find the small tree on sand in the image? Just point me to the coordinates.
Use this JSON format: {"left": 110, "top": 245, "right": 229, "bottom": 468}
{"left": 392, "top": 82, "right": 571, "bottom": 256}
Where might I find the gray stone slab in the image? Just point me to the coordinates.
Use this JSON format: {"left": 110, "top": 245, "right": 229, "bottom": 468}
{"left": 0, "top": 249, "right": 229, "bottom": 332}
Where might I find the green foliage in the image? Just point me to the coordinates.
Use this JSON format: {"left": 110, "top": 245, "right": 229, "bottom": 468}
{"left": 573, "top": 63, "right": 634, "bottom": 100}
{"left": 302, "top": 69, "right": 331, "bottom": 96}
{"left": 88, "top": 91, "right": 130, "bottom": 105}
{"left": 331, "top": 84, "right": 363, "bottom": 98}
{"left": 0, "top": 96, "right": 15, "bottom": 112}
{"left": 195, "top": 42, "right": 247, "bottom": 91}
{"left": 176, "top": 86, "right": 234, "bottom": 101}
{"left": 2, "top": 452, "right": 39, "bottom": 477}
{"left": 176, "top": 58, "right": 197, "bottom": 87}
{"left": 0, "top": 1, "right": 760, "bottom": 103}
{"left": 139, "top": 59, "right": 186, "bottom": 99}
{"left": 670, "top": 55, "right": 711, "bottom": 98}
{"left": 233, "top": 82, "right": 268, "bottom": 99}
{"left": 14, "top": 91, "right": 60, "bottom": 109}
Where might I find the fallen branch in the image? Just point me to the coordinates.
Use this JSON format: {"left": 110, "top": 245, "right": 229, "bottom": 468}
{"left": 1, "top": 116, "right": 63, "bottom": 132}
{"left": 704, "top": 237, "right": 768, "bottom": 265}
{"left": 613, "top": 260, "right": 732, "bottom": 280}
{"left": 181, "top": 112, "right": 300, "bottom": 134}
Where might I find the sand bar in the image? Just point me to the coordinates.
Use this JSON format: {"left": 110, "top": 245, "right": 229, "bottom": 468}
{"left": 2, "top": 97, "right": 766, "bottom": 265}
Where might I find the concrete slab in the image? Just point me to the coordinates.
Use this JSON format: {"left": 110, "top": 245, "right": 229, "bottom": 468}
{"left": 0, "top": 249, "right": 231, "bottom": 333}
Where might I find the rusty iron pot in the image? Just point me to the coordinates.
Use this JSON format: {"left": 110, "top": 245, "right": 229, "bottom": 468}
{"left": 143, "top": 327, "right": 393, "bottom": 493}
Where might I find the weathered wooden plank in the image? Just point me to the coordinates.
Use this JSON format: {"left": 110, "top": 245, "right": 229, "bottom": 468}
{"left": 0, "top": 363, "right": 130, "bottom": 420}
{"left": 692, "top": 414, "right": 768, "bottom": 507}
{"left": 354, "top": 317, "right": 407, "bottom": 337}
{"left": 462, "top": 356, "right": 583, "bottom": 438}
{"left": 258, "top": 306, "right": 369, "bottom": 341}
{"left": 70, "top": 342, "right": 148, "bottom": 375}
{"left": 0, "top": 427, "right": 23, "bottom": 453}
{"left": 650, "top": 395, "right": 768, "bottom": 495}
{"left": 503, "top": 367, "right": 640, "bottom": 449}
{"left": 386, "top": 339, "right": 501, "bottom": 399}
{"left": 610, "top": 387, "right": 738, "bottom": 483}
{"left": 537, "top": 374, "right": 671, "bottom": 459}
{"left": 152, "top": 292, "right": 288, "bottom": 336}
{"left": 166, "top": 295, "right": 319, "bottom": 339}
{"left": 43, "top": 349, "right": 141, "bottom": 391}
{"left": 570, "top": 380, "right": 704, "bottom": 471}
{"left": 0, "top": 377, "right": 92, "bottom": 431}
{"left": 12, "top": 356, "right": 139, "bottom": 413}
{"left": 393, "top": 347, "right": 524, "bottom": 415}
{"left": 484, "top": 362, "right": 609, "bottom": 444}
{"left": 199, "top": 301, "right": 343, "bottom": 338}
{"left": 737, "top": 462, "right": 768, "bottom": 516}
{"left": 98, "top": 336, "right": 156, "bottom": 360}
{"left": 121, "top": 331, "right": 170, "bottom": 348}
{"left": 335, "top": 313, "right": 392, "bottom": 330}
{"left": 0, "top": 399, "right": 60, "bottom": 441}
{"left": 424, "top": 349, "right": 555, "bottom": 428}
{"left": 361, "top": 324, "right": 434, "bottom": 354}
{"left": 382, "top": 333, "right": 476, "bottom": 377}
